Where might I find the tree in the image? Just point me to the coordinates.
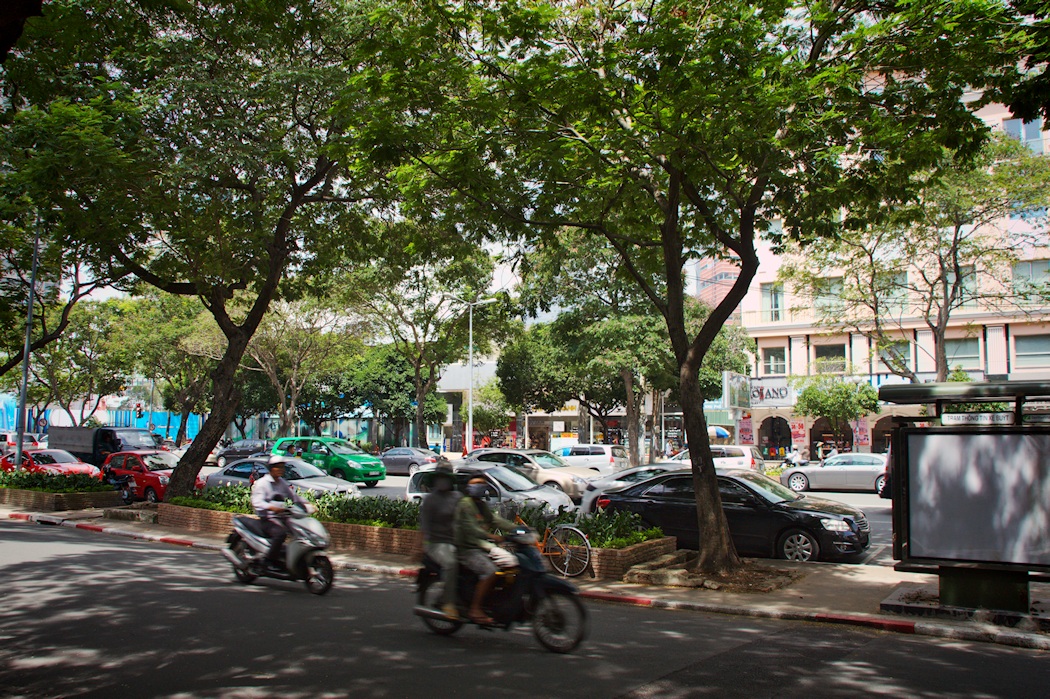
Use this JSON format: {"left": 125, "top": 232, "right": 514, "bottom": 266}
{"left": 779, "top": 133, "right": 1050, "bottom": 383}
{"left": 1004, "top": 1, "right": 1050, "bottom": 122}
{"left": 380, "top": 0, "right": 1022, "bottom": 573}
{"left": 3, "top": 1, "right": 403, "bottom": 497}
{"left": 791, "top": 375, "right": 881, "bottom": 447}
{"left": 352, "top": 343, "right": 447, "bottom": 448}
{"left": 470, "top": 379, "right": 511, "bottom": 438}
{"left": 340, "top": 221, "right": 505, "bottom": 448}
{"left": 297, "top": 366, "right": 366, "bottom": 436}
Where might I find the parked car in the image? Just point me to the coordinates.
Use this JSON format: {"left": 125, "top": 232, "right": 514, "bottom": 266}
{"left": 665, "top": 445, "right": 766, "bottom": 471}
{"left": 405, "top": 462, "right": 574, "bottom": 517}
{"left": 596, "top": 469, "right": 870, "bottom": 561}
{"left": 272, "top": 437, "right": 386, "bottom": 487}
{"left": 204, "top": 456, "right": 359, "bottom": 498}
{"left": 0, "top": 448, "right": 101, "bottom": 478}
{"left": 779, "top": 452, "right": 889, "bottom": 495}
{"left": 579, "top": 463, "right": 686, "bottom": 513}
{"left": 554, "top": 443, "right": 629, "bottom": 474}
{"left": 380, "top": 446, "right": 439, "bottom": 475}
{"left": 216, "top": 439, "right": 275, "bottom": 468}
{"left": 463, "top": 448, "right": 600, "bottom": 502}
{"left": 0, "top": 431, "right": 41, "bottom": 453}
{"left": 101, "top": 450, "right": 206, "bottom": 503}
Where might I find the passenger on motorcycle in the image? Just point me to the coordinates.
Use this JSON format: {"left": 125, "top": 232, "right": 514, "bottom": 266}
{"left": 454, "top": 477, "right": 517, "bottom": 625}
{"left": 250, "top": 456, "right": 311, "bottom": 568}
{"left": 419, "top": 459, "right": 462, "bottom": 619}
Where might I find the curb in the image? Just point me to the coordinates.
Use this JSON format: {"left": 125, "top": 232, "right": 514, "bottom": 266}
{"left": 7, "top": 512, "right": 1049, "bottom": 651}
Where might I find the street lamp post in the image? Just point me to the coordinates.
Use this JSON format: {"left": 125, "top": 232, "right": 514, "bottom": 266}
{"left": 14, "top": 233, "right": 41, "bottom": 472}
{"left": 462, "top": 296, "right": 496, "bottom": 453}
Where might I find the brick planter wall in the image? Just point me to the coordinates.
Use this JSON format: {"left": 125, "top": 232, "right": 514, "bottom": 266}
{"left": 0, "top": 488, "right": 124, "bottom": 511}
{"left": 590, "top": 536, "right": 678, "bottom": 580}
{"left": 156, "top": 504, "right": 422, "bottom": 555}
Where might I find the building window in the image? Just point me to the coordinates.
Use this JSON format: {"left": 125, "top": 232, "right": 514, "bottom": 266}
{"left": 814, "top": 344, "right": 846, "bottom": 373}
{"left": 884, "top": 272, "right": 909, "bottom": 316}
{"left": 760, "top": 282, "right": 783, "bottom": 322}
{"left": 762, "top": 347, "right": 787, "bottom": 375}
{"left": 1015, "top": 334, "right": 1050, "bottom": 369}
{"left": 947, "top": 265, "right": 978, "bottom": 308}
{"left": 1004, "top": 117, "right": 1045, "bottom": 154}
{"left": 1013, "top": 260, "right": 1050, "bottom": 299}
{"left": 945, "top": 338, "right": 980, "bottom": 371}
{"left": 878, "top": 340, "right": 912, "bottom": 373}
{"left": 814, "top": 277, "right": 844, "bottom": 316}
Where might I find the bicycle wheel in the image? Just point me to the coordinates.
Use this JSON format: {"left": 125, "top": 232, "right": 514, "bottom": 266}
{"left": 543, "top": 525, "right": 591, "bottom": 577}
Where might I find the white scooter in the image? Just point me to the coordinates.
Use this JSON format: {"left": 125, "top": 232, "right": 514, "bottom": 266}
{"left": 222, "top": 502, "right": 334, "bottom": 595}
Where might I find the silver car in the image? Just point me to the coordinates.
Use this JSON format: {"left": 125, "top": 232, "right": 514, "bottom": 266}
{"left": 463, "top": 448, "right": 600, "bottom": 502}
{"left": 779, "top": 452, "right": 889, "bottom": 494}
{"left": 204, "top": 457, "right": 359, "bottom": 498}
{"left": 405, "top": 463, "right": 574, "bottom": 517}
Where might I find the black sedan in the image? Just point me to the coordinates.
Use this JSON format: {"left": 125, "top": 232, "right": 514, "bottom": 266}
{"left": 596, "top": 469, "right": 869, "bottom": 562}
{"left": 215, "top": 439, "right": 274, "bottom": 468}
{"left": 380, "top": 447, "right": 439, "bottom": 475}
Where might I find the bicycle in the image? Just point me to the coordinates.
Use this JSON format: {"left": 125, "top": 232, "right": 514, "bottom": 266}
{"left": 514, "top": 515, "right": 592, "bottom": 577}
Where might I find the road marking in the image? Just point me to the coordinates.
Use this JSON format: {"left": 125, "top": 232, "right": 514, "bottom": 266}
{"left": 860, "top": 544, "right": 887, "bottom": 565}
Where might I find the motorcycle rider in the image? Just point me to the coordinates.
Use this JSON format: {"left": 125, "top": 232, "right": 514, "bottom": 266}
{"left": 251, "top": 455, "right": 310, "bottom": 570}
{"left": 419, "top": 458, "right": 461, "bottom": 619}
{"left": 454, "top": 476, "right": 517, "bottom": 625}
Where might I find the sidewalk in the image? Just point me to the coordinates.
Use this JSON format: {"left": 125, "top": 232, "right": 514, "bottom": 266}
{"left": 3, "top": 505, "right": 1048, "bottom": 651}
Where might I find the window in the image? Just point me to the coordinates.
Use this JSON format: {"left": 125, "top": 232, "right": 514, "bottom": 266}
{"left": 229, "top": 462, "right": 254, "bottom": 477}
{"left": 814, "top": 344, "right": 846, "bottom": 373}
{"left": 763, "top": 347, "right": 787, "bottom": 375}
{"left": 718, "top": 479, "right": 756, "bottom": 506}
{"left": 1013, "top": 260, "right": 1050, "bottom": 298}
{"left": 878, "top": 340, "right": 912, "bottom": 372}
{"left": 945, "top": 338, "right": 980, "bottom": 371}
{"left": 1004, "top": 117, "right": 1045, "bottom": 154}
{"left": 1015, "top": 334, "right": 1050, "bottom": 368}
{"left": 645, "top": 477, "right": 694, "bottom": 498}
{"left": 947, "top": 266, "right": 978, "bottom": 308}
{"left": 814, "top": 277, "right": 844, "bottom": 316}
{"left": 884, "top": 272, "right": 909, "bottom": 316}
{"left": 760, "top": 282, "right": 784, "bottom": 322}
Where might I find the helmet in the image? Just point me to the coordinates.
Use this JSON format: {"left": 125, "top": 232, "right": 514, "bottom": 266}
{"left": 435, "top": 455, "right": 454, "bottom": 474}
{"left": 267, "top": 455, "right": 289, "bottom": 469}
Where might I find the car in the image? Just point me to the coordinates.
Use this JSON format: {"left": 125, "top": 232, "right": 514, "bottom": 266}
{"left": 0, "top": 448, "right": 101, "bottom": 478}
{"left": 272, "top": 436, "right": 386, "bottom": 487}
{"left": 463, "top": 448, "right": 601, "bottom": 502}
{"left": 405, "top": 462, "right": 574, "bottom": 517}
{"left": 204, "top": 456, "right": 360, "bottom": 498}
{"left": 665, "top": 445, "right": 766, "bottom": 471}
{"left": 216, "top": 439, "right": 275, "bottom": 468}
{"left": 579, "top": 463, "right": 687, "bottom": 513}
{"left": 554, "top": 444, "right": 629, "bottom": 474}
{"left": 596, "top": 469, "right": 870, "bottom": 561}
{"left": 380, "top": 446, "right": 440, "bottom": 475}
{"left": 779, "top": 452, "right": 889, "bottom": 495}
{"left": 102, "top": 450, "right": 206, "bottom": 503}
{"left": 0, "top": 431, "right": 41, "bottom": 453}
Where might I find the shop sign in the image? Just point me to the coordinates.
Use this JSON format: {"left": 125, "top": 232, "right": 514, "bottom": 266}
{"left": 749, "top": 378, "right": 795, "bottom": 407}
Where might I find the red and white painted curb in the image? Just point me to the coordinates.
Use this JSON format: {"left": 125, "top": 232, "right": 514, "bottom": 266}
{"left": 7, "top": 511, "right": 1048, "bottom": 651}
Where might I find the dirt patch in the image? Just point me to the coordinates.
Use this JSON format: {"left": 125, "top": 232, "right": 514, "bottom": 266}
{"left": 623, "top": 552, "right": 806, "bottom": 593}
{"left": 899, "top": 588, "right": 940, "bottom": 605}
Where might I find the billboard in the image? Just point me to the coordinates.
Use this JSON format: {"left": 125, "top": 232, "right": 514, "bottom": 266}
{"left": 899, "top": 427, "right": 1050, "bottom": 570}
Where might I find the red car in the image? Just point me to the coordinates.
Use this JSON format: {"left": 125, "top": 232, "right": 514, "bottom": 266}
{"left": 102, "top": 450, "right": 205, "bottom": 503}
{"left": 0, "top": 448, "right": 102, "bottom": 478}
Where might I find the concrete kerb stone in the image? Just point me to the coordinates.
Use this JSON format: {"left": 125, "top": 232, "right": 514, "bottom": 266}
{"left": 6, "top": 511, "right": 1050, "bottom": 651}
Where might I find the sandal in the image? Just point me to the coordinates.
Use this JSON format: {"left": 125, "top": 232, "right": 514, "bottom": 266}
{"left": 468, "top": 611, "right": 494, "bottom": 625}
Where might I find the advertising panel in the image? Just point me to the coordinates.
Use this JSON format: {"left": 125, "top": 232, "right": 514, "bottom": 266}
{"left": 737, "top": 416, "right": 754, "bottom": 445}
{"left": 790, "top": 419, "right": 806, "bottom": 444}
{"left": 749, "top": 378, "right": 795, "bottom": 407}
{"left": 852, "top": 418, "right": 870, "bottom": 447}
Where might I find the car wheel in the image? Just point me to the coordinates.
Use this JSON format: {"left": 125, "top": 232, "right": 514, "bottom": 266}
{"left": 779, "top": 529, "right": 820, "bottom": 562}
{"left": 875, "top": 474, "right": 887, "bottom": 496}
{"left": 408, "top": 463, "right": 420, "bottom": 475}
{"left": 331, "top": 470, "right": 346, "bottom": 480}
{"left": 145, "top": 487, "right": 159, "bottom": 503}
{"left": 364, "top": 481, "right": 379, "bottom": 488}
{"left": 217, "top": 456, "right": 226, "bottom": 468}
{"left": 787, "top": 472, "right": 809, "bottom": 492}
{"left": 544, "top": 481, "right": 564, "bottom": 491}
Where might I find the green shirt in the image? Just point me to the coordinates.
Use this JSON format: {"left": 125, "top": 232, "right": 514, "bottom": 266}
{"left": 454, "top": 496, "right": 516, "bottom": 550}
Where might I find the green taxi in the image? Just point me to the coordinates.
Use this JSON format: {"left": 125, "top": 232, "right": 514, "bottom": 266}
{"left": 271, "top": 437, "right": 386, "bottom": 487}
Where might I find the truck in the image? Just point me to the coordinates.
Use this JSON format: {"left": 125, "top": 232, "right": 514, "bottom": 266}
{"left": 47, "top": 426, "right": 162, "bottom": 466}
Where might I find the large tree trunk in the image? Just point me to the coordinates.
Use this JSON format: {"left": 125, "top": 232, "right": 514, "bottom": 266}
{"left": 621, "top": 368, "right": 641, "bottom": 467}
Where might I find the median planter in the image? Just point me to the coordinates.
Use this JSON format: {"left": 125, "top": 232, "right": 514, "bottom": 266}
{"left": 156, "top": 503, "right": 423, "bottom": 556}
{"left": 0, "top": 487, "right": 124, "bottom": 511}
{"left": 589, "top": 536, "right": 678, "bottom": 580}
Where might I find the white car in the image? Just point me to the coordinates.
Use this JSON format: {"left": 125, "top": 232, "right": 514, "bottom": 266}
{"left": 553, "top": 444, "right": 629, "bottom": 474}
{"left": 667, "top": 445, "right": 766, "bottom": 471}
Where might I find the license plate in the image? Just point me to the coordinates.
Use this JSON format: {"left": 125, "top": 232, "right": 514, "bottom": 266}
{"left": 367, "top": 471, "right": 380, "bottom": 477}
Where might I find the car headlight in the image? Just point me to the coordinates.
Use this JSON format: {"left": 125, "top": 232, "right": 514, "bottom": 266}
{"left": 571, "top": 476, "right": 586, "bottom": 484}
{"left": 820, "top": 518, "right": 851, "bottom": 532}
{"left": 159, "top": 476, "right": 170, "bottom": 485}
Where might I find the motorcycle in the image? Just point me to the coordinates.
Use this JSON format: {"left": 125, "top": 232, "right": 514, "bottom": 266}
{"left": 221, "top": 502, "right": 334, "bottom": 595}
{"left": 414, "top": 526, "right": 588, "bottom": 653}
{"left": 105, "top": 471, "right": 136, "bottom": 504}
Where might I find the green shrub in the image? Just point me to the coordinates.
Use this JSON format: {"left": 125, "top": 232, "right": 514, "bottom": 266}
{"left": 0, "top": 471, "right": 112, "bottom": 493}
{"left": 512, "top": 504, "right": 662, "bottom": 549}
{"left": 763, "top": 466, "right": 784, "bottom": 478}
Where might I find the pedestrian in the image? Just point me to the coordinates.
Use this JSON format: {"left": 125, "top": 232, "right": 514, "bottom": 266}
{"left": 419, "top": 458, "right": 462, "bottom": 619}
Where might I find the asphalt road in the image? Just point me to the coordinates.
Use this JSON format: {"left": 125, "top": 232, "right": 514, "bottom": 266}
{"left": 1, "top": 521, "right": 1047, "bottom": 698}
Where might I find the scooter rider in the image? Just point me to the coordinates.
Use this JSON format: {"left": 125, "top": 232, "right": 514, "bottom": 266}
{"left": 251, "top": 455, "right": 310, "bottom": 569}
{"left": 419, "top": 458, "right": 461, "bottom": 619}
{"left": 454, "top": 477, "right": 517, "bottom": 625}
